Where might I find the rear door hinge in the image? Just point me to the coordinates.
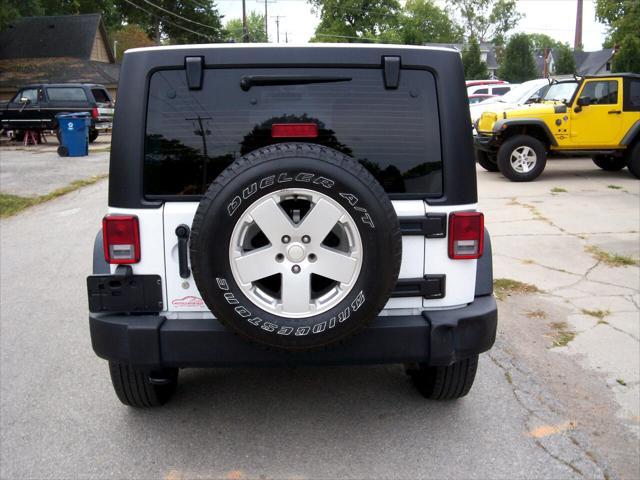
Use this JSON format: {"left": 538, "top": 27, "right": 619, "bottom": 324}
{"left": 399, "top": 213, "right": 447, "bottom": 238}
{"left": 392, "top": 275, "right": 446, "bottom": 299}
{"left": 382, "top": 56, "right": 401, "bottom": 89}
{"left": 185, "top": 56, "right": 204, "bottom": 90}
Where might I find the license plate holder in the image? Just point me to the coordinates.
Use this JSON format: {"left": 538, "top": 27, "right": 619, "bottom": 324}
{"left": 87, "top": 274, "right": 163, "bottom": 313}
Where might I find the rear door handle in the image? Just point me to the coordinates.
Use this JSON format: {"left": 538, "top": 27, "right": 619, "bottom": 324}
{"left": 175, "top": 224, "right": 191, "bottom": 279}
{"left": 608, "top": 110, "right": 621, "bottom": 114}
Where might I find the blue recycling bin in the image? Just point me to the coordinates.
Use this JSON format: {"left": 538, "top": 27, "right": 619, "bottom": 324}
{"left": 56, "top": 112, "right": 91, "bottom": 157}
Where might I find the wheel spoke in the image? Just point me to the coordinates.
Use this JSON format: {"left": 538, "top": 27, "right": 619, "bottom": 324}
{"left": 281, "top": 271, "right": 312, "bottom": 314}
{"left": 312, "top": 247, "right": 359, "bottom": 284}
{"left": 233, "top": 247, "right": 281, "bottom": 284}
{"left": 250, "top": 198, "right": 295, "bottom": 244}
{"left": 298, "top": 198, "right": 344, "bottom": 244}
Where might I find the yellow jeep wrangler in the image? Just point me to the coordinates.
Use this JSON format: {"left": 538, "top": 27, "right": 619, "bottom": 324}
{"left": 474, "top": 74, "right": 640, "bottom": 181}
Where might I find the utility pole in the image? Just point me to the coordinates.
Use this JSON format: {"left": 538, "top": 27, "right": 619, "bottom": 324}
{"left": 257, "top": 0, "right": 276, "bottom": 42}
{"left": 242, "top": 0, "right": 249, "bottom": 42}
{"left": 574, "top": 0, "right": 583, "bottom": 50}
{"left": 264, "top": 0, "right": 268, "bottom": 41}
{"left": 285, "top": 31, "right": 288, "bottom": 43}
{"left": 274, "top": 15, "right": 284, "bottom": 43}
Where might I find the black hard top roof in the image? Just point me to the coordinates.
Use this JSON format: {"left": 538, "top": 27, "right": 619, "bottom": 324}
{"left": 20, "top": 83, "right": 107, "bottom": 89}
{"left": 584, "top": 73, "right": 640, "bottom": 79}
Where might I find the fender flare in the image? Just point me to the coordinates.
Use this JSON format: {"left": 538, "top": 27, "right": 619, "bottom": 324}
{"left": 93, "top": 230, "right": 110, "bottom": 275}
{"left": 493, "top": 119, "right": 558, "bottom": 146}
{"left": 621, "top": 120, "right": 640, "bottom": 146}
{"left": 474, "top": 228, "right": 493, "bottom": 297}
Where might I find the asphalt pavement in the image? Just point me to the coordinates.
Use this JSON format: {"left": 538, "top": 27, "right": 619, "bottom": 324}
{"left": 1, "top": 159, "right": 638, "bottom": 479}
{"left": 0, "top": 136, "right": 109, "bottom": 196}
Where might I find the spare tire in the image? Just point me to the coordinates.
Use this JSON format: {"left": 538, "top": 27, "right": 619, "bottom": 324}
{"left": 190, "top": 143, "right": 402, "bottom": 351}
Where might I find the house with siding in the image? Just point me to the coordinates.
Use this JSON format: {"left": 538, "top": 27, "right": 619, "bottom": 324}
{"left": 423, "top": 42, "right": 500, "bottom": 78}
{"left": 574, "top": 48, "right": 616, "bottom": 75}
{"left": 0, "top": 14, "right": 119, "bottom": 101}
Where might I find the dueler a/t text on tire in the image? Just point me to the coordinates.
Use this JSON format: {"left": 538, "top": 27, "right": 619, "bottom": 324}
{"left": 190, "top": 143, "right": 402, "bottom": 351}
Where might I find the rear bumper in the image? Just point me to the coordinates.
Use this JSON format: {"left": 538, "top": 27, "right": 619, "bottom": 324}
{"left": 92, "top": 121, "right": 112, "bottom": 130}
{"left": 89, "top": 295, "right": 497, "bottom": 368}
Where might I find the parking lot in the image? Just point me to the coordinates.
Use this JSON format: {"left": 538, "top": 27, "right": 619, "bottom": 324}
{"left": 0, "top": 149, "right": 638, "bottom": 479}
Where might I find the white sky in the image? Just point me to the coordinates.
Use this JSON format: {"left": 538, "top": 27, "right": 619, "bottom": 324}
{"left": 215, "top": 0, "right": 608, "bottom": 50}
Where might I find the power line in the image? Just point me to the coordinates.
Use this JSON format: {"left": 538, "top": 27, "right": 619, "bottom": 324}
{"left": 140, "top": 0, "right": 220, "bottom": 30}
{"left": 314, "top": 33, "right": 382, "bottom": 43}
{"left": 122, "top": 0, "right": 213, "bottom": 39}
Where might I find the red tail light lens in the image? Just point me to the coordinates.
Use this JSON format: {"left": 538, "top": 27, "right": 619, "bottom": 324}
{"left": 271, "top": 123, "right": 318, "bottom": 138}
{"left": 449, "top": 212, "right": 484, "bottom": 259}
{"left": 102, "top": 215, "right": 140, "bottom": 264}
{"left": 92, "top": 106, "right": 99, "bottom": 119}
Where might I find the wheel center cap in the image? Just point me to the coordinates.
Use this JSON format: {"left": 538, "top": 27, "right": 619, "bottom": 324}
{"left": 287, "top": 244, "right": 305, "bottom": 262}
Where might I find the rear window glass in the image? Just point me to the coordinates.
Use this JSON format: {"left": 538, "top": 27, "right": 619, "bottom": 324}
{"left": 144, "top": 68, "right": 442, "bottom": 197}
{"left": 624, "top": 78, "right": 640, "bottom": 111}
{"left": 91, "top": 88, "right": 110, "bottom": 103}
{"left": 492, "top": 86, "right": 510, "bottom": 95}
{"left": 46, "top": 87, "right": 88, "bottom": 101}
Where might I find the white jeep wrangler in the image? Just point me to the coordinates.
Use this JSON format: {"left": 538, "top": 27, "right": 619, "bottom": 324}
{"left": 87, "top": 44, "right": 497, "bottom": 407}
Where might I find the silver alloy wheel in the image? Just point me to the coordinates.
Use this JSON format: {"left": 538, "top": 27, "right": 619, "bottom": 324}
{"left": 509, "top": 146, "right": 537, "bottom": 173}
{"left": 229, "top": 188, "right": 363, "bottom": 318}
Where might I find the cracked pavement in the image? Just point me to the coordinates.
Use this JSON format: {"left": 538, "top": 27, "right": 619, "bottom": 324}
{"left": 0, "top": 157, "right": 638, "bottom": 479}
{"left": 480, "top": 158, "right": 640, "bottom": 479}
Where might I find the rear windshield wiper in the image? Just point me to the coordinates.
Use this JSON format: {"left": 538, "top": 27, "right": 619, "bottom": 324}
{"left": 240, "top": 75, "right": 352, "bottom": 91}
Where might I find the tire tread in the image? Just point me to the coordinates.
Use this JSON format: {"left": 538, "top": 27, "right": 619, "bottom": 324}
{"left": 108, "top": 362, "right": 177, "bottom": 408}
{"left": 189, "top": 142, "right": 402, "bottom": 351}
{"left": 411, "top": 355, "right": 479, "bottom": 400}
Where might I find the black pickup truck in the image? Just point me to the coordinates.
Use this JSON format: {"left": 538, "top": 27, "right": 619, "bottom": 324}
{"left": 0, "top": 83, "right": 114, "bottom": 143}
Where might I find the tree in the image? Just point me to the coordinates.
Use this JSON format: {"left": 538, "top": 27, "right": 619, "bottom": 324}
{"left": 111, "top": 24, "right": 156, "bottom": 60}
{"left": 462, "top": 37, "right": 489, "bottom": 79}
{"left": 498, "top": 33, "right": 537, "bottom": 82}
{"left": 388, "top": 0, "right": 462, "bottom": 45}
{"left": 0, "top": 0, "right": 224, "bottom": 44}
{"left": 116, "top": 0, "right": 223, "bottom": 44}
{"left": 451, "top": 0, "right": 522, "bottom": 43}
{"left": 596, "top": 0, "right": 640, "bottom": 47}
{"left": 527, "top": 33, "right": 562, "bottom": 51}
{"left": 224, "top": 12, "right": 267, "bottom": 43}
{"left": 554, "top": 44, "right": 576, "bottom": 75}
{"left": 612, "top": 34, "right": 640, "bottom": 73}
{"left": 0, "top": 0, "right": 44, "bottom": 31}
{"left": 309, "top": 0, "right": 400, "bottom": 43}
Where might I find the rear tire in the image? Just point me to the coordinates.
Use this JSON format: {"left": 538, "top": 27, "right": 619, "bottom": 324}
{"left": 108, "top": 362, "right": 178, "bottom": 407}
{"left": 497, "top": 135, "right": 547, "bottom": 182}
{"left": 407, "top": 355, "right": 479, "bottom": 400}
{"left": 476, "top": 150, "right": 499, "bottom": 172}
{"left": 626, "top": 142, "right": 640, "bottom": 179}
{"left": 57, "top": 145, "right": 68, "bottom": 157}
{"left": 592, "top": 155, "right": 626, "bottom": 171}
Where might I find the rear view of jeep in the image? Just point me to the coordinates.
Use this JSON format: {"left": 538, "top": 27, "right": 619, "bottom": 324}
{"left": 87, "top": 45, "right": 497, "bottom": 407}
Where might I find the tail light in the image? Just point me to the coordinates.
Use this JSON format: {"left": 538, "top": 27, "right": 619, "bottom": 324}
{"left": 91, "top": 106, "right": 99, "bottom": 119}
{"left": 102, "top": 215, "right": 140, "bottom": 264}
{"left": 271, "top": 123, "right": 318, "bottom": 138}
{"left": 449, "top": 212, "right": 484, "bottom": 259}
